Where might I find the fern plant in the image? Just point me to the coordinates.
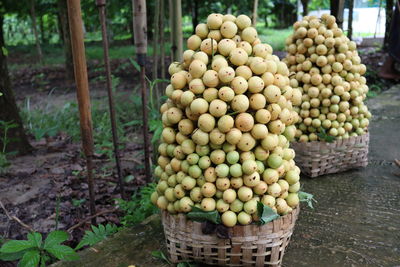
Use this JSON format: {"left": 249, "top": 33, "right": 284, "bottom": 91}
{"left": 117, "top": 183, "right": 159, "bottom": 226}
{"left": 75, "top": 224, "right": 119, "bottom": 250}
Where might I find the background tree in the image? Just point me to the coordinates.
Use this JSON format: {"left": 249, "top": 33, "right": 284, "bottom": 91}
{"left": 384, "top": 0, "right": 394, "bottom": 50}
{"left": 58, "top": 0, "right": 74, "bottom": 81}
{"left": 301, "top": 0, "right": 310, "bottom": 16}
{"left": 0, "top": 13, "right": 31, "bottom": 154}
{"left": 330, "top": 0, "right": 345, "bottom": 28}
{"left": 347, "top": 0, "right": 354, "bottom": 40}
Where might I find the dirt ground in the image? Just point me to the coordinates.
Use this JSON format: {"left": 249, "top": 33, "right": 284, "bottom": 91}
{"left": 0, "top": 47, "right": 396, "bottom": 257}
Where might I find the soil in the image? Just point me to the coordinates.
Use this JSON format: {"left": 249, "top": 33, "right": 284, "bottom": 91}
{"left": 0, "top": 46, "right": 395, "bottom": 262}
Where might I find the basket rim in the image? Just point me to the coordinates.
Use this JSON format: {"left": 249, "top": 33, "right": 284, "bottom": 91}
{"left": 162, "top": 205, "right": 300, "bottom": 231}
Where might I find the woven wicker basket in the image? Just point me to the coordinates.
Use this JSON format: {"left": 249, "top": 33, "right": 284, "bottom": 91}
{"left": 291, "top": 132, "right": 369, "bottom": 178}
{"left": 161, "top": 207, "right": 299, "bottom": 267}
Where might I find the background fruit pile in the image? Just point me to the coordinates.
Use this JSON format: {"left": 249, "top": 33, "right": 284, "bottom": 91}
{"left": 284, "top": 14, "right": 372, "bottom": 142}
{"left": 151, "top": 14, "right": 303, "bottom": 227}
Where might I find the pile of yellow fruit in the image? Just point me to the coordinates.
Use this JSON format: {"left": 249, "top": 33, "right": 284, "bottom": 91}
{"left": 284, "top": 14, "right": 372, "bottom": 142}
{"left": 152, "top": 14, "right": 302, "bottom": 227}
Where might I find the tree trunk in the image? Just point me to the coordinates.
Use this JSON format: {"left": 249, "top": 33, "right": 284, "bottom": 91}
{"left": 384, "top": 0, "right": 394, "bottom": 50}
{"left": 301, "top": 0, "right": 309, "bottom": 17}
{"left": 170, "top": 0, "right": 182, "bottom": 62}
{"left": 153, "top": 0, "right": 160, "bottom": 81}
{"left": 0, "top": 15, "right": 31, "bottom": 154}
{"left": 191, "top": 0, "right": 199, "bottom": 34}
{"left": 252, "top": 0, "right": 259, "bottom": 26}
{"left": 160, "top": 0, "right": 166, "bottom": 79}
{"left": 40, "top": 15, "right": 45, "bottom": 44}
{"left": 30, "top": 0, "right": 43, "bottom": 65}
{"left": 58, "top": 0, "right": 74, "bottom": 81}
{"left": 330, "top": 0, "right": 345, "bottom": 28}
{"left": 347, "top": 0, "right": 354, "bottom": 40}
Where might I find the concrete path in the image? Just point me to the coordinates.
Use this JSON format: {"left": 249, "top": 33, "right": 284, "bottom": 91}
{"left": 54, "top": 85, "right": 400, "bottom": 267}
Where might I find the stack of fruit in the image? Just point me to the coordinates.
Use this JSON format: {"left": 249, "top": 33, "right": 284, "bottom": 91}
{"left": 284, "top": 14, "right": 372, "bottom": 142}
{"left": 151, "top": 13, "right": 303, "bottom": 227}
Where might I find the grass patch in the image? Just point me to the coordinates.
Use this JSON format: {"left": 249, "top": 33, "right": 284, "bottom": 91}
{"left": 258, "top": 28, "right": 292, "bottom": 51}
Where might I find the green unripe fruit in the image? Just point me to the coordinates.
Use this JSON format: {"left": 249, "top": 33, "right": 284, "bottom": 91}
{"left": 238, "top": 186, "right": 253, "bottom": 202}
{"left": 237, "top": 211, "right": 252, "bottom": 225}
{"left": 244, "top": 199, "right": 258, "bottom": 214}
{"left": 278, "top": 179, "right": 289, "bottom": 194}
{"left": 198, "top": 156, "right": 211, "bottom": 169}
{"left": 197, "top": 176, "right": 206, "bottom": 187}
{"left": 222, "top": 210, "right": 238, "bottom": 227}
{"left": 210, "top": 149, "right": 225, "bottom": 165}
{"left": 230, "top": 199, "right": 244, "bottom": 213}
{"left": 182, "top": 176, "right": 197, "bottom": 190}
{"left": 285, "top": 170, "right": 300, "bottom": 185}
{"left": 201, "top": 182, "right": 217, "bottom": 198}
{"left": 187, "top": 153, "right": 200, "bottom": 165}
{"left": 223, "top": 189, "right": 237, "bottom": 204}
{"left": 267, "top": 182, "right": 282, "bottom": 197}
{"left": 181, "top": 140, "right": 195, "bottom": 155}
{"left": 176, "top": 172, "right": 186, "bottom": 183}
{"left": 222, "top": 143, "right": 236, "bottom": 153}
{"left": 201, "top": 198, "right": 216, "bottom": 211}
{"left": 179, "top": 197, "right": 194, "bottom": 213}
{"left": 165, "top": 187, "right": 177, "bottom": 202}
{"left": 216, "top": 164, "right": 230, "bottom": 177}
{"left": 216, "top": 178, "right": 230, "bottom": 191}
{"left": 151, "top": 191, "right": 159, "bottom": 205}
{"left": 267, "top": 154, "right": 283, "bottom": 169}
{"left": 162, "top": 127, "right": 176, "bottom": 144}
{"left": 157, "top": 196, "right": 169, "bottom": 210}
{"left": 230, "top": 163, "right": 243, "bottom": 177}
{"left": 227, "top": 151, "right": 240, "bottom": 164}
{"left": 154, "top": 166, "right": 163, "bottom": 177}
{"left": 286, "top": 193, "right": 299, "bottom": 208}
{"left": 256, "top": 161, "right": 265, "bottom": 174}
{"left": 261, "top": 195, "right": 275, "bottom": 208}
{"left": 216, "top": 199, "right": 230, "bottom": 212}
{"left": 185, "top": 165, "right": 202, "bottom": 180}
{"left": 283, "top": 148, "right": 295, "bottom": 161}
{"left": 167, "top": 203, "right": 176, "bottom": 214}
{"left": 198, "top": 113, "right": 216, "bottom": 132}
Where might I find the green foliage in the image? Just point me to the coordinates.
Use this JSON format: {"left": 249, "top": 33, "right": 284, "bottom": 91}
{"left": 0, "top": 231, "right": 78, "bottom": 267}
{"left": 151, "top": 250, "right": 171, "bottom": 264}
{"left": 316, "top": 127, "right": 336, "bottom": 143}
{"left": 187, "top": 206, "right": 222, "bottom": 224}
{"left": 116, "top": 183, "right": 159, "bottom": 226}
{"left": 298, "top": 191, "right": 317, "bottom": 209}
{"left": 75, "top": 224, "right": 119, "bottom": 250}
{"left": 256, "top": 202, "right": 279, "bottom": 225}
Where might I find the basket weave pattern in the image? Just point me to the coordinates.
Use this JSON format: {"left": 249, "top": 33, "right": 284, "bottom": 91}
{"left": 161, "top": 207, "right": 299, "bottom": 267}
{"left": 291, "top": 133, "right": 369, "bottom": 178}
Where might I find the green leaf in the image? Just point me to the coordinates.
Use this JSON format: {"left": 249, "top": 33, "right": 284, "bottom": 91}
{"left": 0, "top": 240, "right": 35, "bottom": 253}
{"left": 18, "top": 249, "right": 40, "bottom": 267}
{"left": 151, "top": 250, "right": 171, "bottom": 264}
{"left": 317, "top": 127, "right": 336, "bottom": 143}
{"left": 298, "top": 191, "right": 316, "bottom": 209}
{"left": 45, "top": 245, "right": 79, "bottom": 261}
{"left": 0, "top": 250, "right": 26, "bottom": 261}
{"left": 27, "top": 233, "right": 42, "bottom": 249}
{"left": 187, "top": 206, "right": 222, "bottom": 224}
{"left": 1, "top": 46, "right": 8, "bottom": 56}
{"left": 44, "top": 231, "right": 69, "bottom": 249}
{"left": 257, "top": 202, "right": 279, "bottom": 225}
{"left": 152, "top": 78, "right": 170, "bottom": 85}
{"left": 75, "top": 224, "right": 118, "bottom": 250}
{"left": 129, "top": 58, "right": 141, "bottom": 72}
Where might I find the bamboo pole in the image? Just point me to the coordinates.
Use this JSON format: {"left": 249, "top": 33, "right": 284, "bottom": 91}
{"left": 96, "top": 0, "right": 126, "bottom": 200}
{"left": 66, "top": 0, "right": 96, "bottom": 223}
{"left": 252, "top": 0, "right": 259, "bottom": 26}
{"left": 132, "top": 0, "right": 152, "bottom": 183}
{"left": 173, "top": 0, "right": 183, "bottom": 62}
{"left": 347, "top": 0, "right": 354, "bottom": 40}
{"left": 30, "top": 0, "right": 43, "bottom": 64}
